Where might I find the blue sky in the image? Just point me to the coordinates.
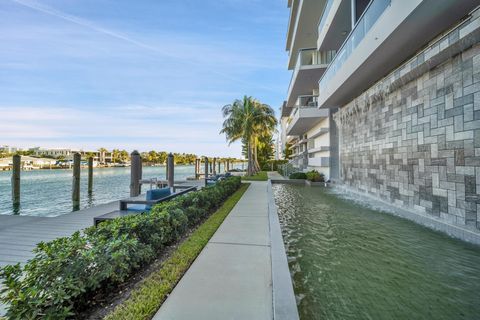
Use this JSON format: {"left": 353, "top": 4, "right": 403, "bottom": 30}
{"left": 0, "top": 0, "right": 290, "bottom": 157}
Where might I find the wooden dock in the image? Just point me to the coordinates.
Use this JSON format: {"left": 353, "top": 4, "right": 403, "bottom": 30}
{"left": 0, "top": 180, "right": 204, "bottom": 268}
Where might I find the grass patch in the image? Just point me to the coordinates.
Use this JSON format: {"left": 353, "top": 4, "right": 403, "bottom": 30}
{"left": 104, "top": 183, "right": 250, "bottom": 320}
{"left": 241, "top": 171, "right": 268, "bottom": 181}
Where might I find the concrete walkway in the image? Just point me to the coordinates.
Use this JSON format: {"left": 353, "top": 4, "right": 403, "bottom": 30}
{"left": 267, "top": 171, "right": 285, "bottom": 180}
{"left": 154, "top": 181, "right": 273, "bottom": 320}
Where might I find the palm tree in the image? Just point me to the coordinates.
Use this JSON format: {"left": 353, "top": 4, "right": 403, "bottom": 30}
{"left": 220, "top": 96, "right": 277, "bottom": 175}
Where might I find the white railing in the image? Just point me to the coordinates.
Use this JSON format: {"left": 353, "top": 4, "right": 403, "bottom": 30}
{"left": 318, "top": 0, "right": 391, "bottom": 95}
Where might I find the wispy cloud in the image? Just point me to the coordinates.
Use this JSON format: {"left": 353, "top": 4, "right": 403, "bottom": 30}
{"left": 1, "top": 0, "right": 289, "bottom": 155}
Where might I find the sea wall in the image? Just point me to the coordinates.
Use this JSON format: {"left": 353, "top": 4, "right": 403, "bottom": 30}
{"left": 334, "top": 12, "right": 480, "bottom": 232}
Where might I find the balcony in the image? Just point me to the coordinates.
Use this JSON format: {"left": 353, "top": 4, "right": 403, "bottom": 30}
{"left": 286, "top": 48, "right": 334, "bottom": 108}
{"left": 317, "top": 0, "right": 478, "bottom": 109}
{"left": 317, "top": 0, "right": 351, "bottom": 51}
{"left": 286, "top": 96, "right": 329, "bottom": 136}
{"left": 308, "top": 157, "right": 330, "bottom": 167}
{"left": 319, "top": 0, "right": 391, "bottom": 99}
{"left": 287, "top": 0, "right": 328, "bottom": 69}
{"left": 308, "top": 146, "right": 330, "bottom": 153}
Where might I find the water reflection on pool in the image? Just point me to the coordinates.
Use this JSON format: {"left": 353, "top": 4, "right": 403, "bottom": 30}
{"left": 273, "top": 184, "right": 480, "bottom": 320}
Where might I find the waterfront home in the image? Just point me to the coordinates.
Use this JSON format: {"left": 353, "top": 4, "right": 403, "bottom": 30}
{"left": 281, "top": 0, "right": 480, "bottom": 237}
{"left": 0, "top": 156, "right": 58, "bottom": 170}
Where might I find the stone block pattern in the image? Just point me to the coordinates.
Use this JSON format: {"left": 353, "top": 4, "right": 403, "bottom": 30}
{"left": 337, "top": 44, "right": 480, "bottom": 230}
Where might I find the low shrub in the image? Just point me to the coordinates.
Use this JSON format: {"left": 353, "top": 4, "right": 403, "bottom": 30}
{"left": 289, "top": 172, "right": 307, "bottom": 179}
{"left": 306, "top": 170, "right": 325, "bottom": 182}
{"left": 0, "top": 177, "right": 242, "bottom": 320}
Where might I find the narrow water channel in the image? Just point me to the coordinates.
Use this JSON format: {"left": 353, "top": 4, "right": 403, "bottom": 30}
{"left": 273, "top": 184, "right": 480, "bottom": 320}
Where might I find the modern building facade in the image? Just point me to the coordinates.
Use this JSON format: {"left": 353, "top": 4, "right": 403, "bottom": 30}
{"left": 282, "top": 0, "right": 480, "bottom": 233}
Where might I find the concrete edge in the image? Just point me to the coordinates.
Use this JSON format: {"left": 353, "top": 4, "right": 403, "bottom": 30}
{"left": 267, "top": 180, "right": 300, "bottom": 320}
{"left": 336, "top": 185, "right": 480, "bottom": 246}
{"left": 270, "top": 179, "right": 305, "bottom": 185}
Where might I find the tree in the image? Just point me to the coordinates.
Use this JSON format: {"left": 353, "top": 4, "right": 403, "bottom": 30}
{"left": 283, "top": 142, "right": 293, "bottom": 160}
{"left": 220, "top": 96, "right": 277, "bottom": 175}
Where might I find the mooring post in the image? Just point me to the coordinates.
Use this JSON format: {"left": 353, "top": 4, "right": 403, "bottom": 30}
{"left": 194, "top": 158, "right": 198, "bottom": 179}
{"left": 167, "top": 153, "right": 174, "bottom": 189}
{"left": 130, "top": 150, "right": 142, "bottom": 197}
{"left": 88, "top": 157, "right": 93, "bottom": 194}
{"left": 11, "top": 155, "right": 21, "bottom": 205}
{"left": 204, "top": 157, "right": 209, "bottom": 187}
{"left": 72, "top": 153, "right": 81, "bottom": 207}
{"left": 196, "top": 158, "right": 200, "bottom": 179}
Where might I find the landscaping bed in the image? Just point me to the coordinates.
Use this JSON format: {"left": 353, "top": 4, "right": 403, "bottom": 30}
{"left": 0, "top": 177, "right": 244, "bottom": 320}
{"left": 241, "top": 171, "right": 268, "bottom": 181}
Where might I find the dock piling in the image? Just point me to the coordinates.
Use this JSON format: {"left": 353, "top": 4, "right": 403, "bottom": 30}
{"left": 72, "top": 153, "right": 81, "bottom": 208}
{"left": 204, "top": 157, "right": 209, "bottom": 187}
{"left": 167, "top": 153, "right": 174, "bottom": 188}
{"left": 130, "top": 150, "right": 142, "bottom": 197}
{"left": 87, "top": 157, "right": 93, "bottom": 194}
{"left": 11, "top": 155, "right": 21, "bottom": 205}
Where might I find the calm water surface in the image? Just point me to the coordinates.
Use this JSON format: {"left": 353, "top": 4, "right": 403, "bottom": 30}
{"left": 273, "top": 184, "right": 480, "bottom": 320}
{"left": 0, "top": 165, "right": 241, "bottom": 217}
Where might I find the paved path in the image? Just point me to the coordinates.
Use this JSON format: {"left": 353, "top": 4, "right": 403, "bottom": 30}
{"left": 154, "top": 181, "right": 273, "bottom": 320}
{"left": 267, "top": 171, "right": 285, "bottom": 180}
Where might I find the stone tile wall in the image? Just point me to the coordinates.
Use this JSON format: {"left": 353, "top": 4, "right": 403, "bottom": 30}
{"left": 334, "top": 16, "right": 480, "bottom": 231}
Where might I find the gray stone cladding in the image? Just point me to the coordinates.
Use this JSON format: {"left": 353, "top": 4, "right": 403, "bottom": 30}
{"left": 334, "top": 13, "right": 480, "bottom": 232}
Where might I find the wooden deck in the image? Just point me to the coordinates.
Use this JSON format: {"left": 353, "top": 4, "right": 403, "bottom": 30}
{"left": 0, "top": 180, "right": 204, "bottom": 268}
{"left": 0, "top": 201, "right": 120, "bottom": 267}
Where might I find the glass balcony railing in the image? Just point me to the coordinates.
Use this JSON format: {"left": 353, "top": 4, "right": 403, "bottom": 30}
{"left": 318, "top": 0, "right": 391, "bottom": 96}
{"left": 295, "top": 48, "right": 336, "bottom": 70}
{"left": 288, "top": 49, "right": 336, "bottom": 98}
{"left": 317, "top": 0, "right": 334, "bottom": 35}
{"left": 295, "top": 95, "right": 318, "bottom": 108}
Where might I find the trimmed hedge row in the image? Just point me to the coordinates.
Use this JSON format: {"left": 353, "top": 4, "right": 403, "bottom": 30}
{"left": 289, "top": 172, "right": 307, "bottom": 179}
{"left": 0, "top": 177, "right": 242, "bottom": 319}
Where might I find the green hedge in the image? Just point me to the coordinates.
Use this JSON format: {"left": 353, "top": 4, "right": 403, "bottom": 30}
{"left": 289, "top": 172, "right": 307, "bottom": 179}
{"left": 0, "top": 177, "right": 242, "bottom": 319}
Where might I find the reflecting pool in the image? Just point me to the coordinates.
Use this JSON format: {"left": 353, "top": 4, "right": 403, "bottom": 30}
{"left": 273, "top": 184, "right": 480, "bottom": 320}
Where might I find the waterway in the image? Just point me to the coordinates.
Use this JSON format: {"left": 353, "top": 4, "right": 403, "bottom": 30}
{"left": 0, "top": 165, "right": 240, "bottom": 217}
{"left": 273, "top": 184, "right": 480, "bottom": 320}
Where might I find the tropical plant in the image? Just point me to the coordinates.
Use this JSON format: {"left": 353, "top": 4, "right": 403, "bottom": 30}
{"left": 220, "top": 96, "right": 277, "bottom": 175}
{"left": 283, "top": 142, "right": 293, "bottom": 160}
{"left": 306, "top": 170, "right": 325, "bottom": 182}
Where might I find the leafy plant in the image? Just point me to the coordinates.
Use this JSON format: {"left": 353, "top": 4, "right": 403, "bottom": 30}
{"left": 289, "top": 172, "right": 307, "bottom": 179}
{"left": 306, "top": 170, "right": 325, "bottom": 182}
{"left": 0, "top": 177, "right": 242, "bottom": 319}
